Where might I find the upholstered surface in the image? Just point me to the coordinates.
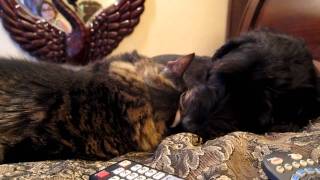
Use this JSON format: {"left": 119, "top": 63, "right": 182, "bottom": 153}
{"left": 0, "top": 117, "right": 319, "bottom": 180}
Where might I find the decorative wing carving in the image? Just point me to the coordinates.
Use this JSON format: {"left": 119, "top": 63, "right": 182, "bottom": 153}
{"left": 0, "top": 0, "right": 67, "bottom": 63}
{"left": 0, "top": 0, "right": 145, "bottom": 65}
{"left": 87, "top": 0, "right": 145, "bottom": 62}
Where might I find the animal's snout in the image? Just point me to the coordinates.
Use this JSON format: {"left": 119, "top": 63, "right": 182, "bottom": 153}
{"left": 181, "top": 116, "right": 198, "bottom": 132}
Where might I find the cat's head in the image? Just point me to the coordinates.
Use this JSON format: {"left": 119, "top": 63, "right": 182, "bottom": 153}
{"left": 138, "top": 53, "right": 195, "bottom": 92}
{"left": 140, "top": 54, "right": 195, "bottom": 122}
{"left": 170, "top": 85, "right": 214, "bottom": 132}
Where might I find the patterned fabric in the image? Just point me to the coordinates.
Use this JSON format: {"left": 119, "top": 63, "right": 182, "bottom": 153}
{"left": 1, "top": 117, "right": 319, "bottom": 180}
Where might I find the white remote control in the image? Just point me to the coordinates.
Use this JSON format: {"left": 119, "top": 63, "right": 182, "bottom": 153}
{"left": 90, "top": 159, "right": 184, "bottom": 180}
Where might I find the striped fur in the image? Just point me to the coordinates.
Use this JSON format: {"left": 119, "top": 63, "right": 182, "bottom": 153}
{"left": 0, "top": 53, "right": 193, "bottom": 163}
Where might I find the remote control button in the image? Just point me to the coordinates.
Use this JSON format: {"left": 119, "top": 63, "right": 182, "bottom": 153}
{"left": 131, "top": 165, "right": 143, "bottom": 171}
{"left": 137, "top": 167, "right": 149, "bottom": 174}
{"left": 291, "top": 174, "right": 300, "bottom": 180}
{"left": 315, "top": 167, "right": 320, "bottom": 174}
{"left": 307, "top": 159, "right": 315, "bottom": 166}
{"left": 284, "top": 163, "right": 293, "bottom": 171}
{"left": 119, "top": 170, "right": 131, "bottom": 177}
{"left": 292, "top": 161, "right": 300, "bottom": 168}
{"left": 267, "top": 157, "right": 283, "bottom": 165}
{"left": 162, "top": 175, "right": 184, "bottom": 180}
{"left": 126, "top": 172, "right": 139, "bottom": 180}
{"left": 119, "top": 160, "right": 132, "bottom": 167}
{"left": 276, "top": 166, "right": 285, "bottom": 173}
{"left": 113, "top": 167, "right": 125, "bottom": 174}
{"left": 289, "top": 154, "right": 303, "bottom": 160}
{"left": 304, "top": 168, "right": 316, "bottom": 175}
{"left": 299, "top": 160, "right": 307, "bottom": 167}
{"left": 134, "top": 175, "right": 147, "bottom": 180}
{"left": 153, "top": 172, "right": 166, "bottom": 179}
{"left": 109, "top": 176, "right": 121, "bottom": 180}
{"left": 95, "top": 170, "right": 110, "bottom": 179}
{"left": 144, "top": 169, "right": 157, "bottom": 177}
{"left": 295, "top": 169, "right": 306, "bottom": 177}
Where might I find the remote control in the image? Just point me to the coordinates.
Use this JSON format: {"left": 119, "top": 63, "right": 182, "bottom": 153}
{"left": 89, "top": 159, "right": 184, "bottom": 180}
{"left": 262, "top": 151, "right": 320, "bottom": 180}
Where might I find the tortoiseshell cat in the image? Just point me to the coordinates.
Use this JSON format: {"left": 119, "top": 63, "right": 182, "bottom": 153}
{"left": 175, "top": 30, "right": 320, "bottom": 140}
{"left": 0, "top": 52, "right": 199, "bottom": 163}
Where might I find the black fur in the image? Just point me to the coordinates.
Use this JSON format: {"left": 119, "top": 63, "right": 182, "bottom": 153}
{"left": 177, "top": 30, "right": 320, "bottom": 139}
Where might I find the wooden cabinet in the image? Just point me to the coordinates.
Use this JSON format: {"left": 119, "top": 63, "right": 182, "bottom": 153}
{"left": 228, "top": 0, "right": 320, "bottom": 60}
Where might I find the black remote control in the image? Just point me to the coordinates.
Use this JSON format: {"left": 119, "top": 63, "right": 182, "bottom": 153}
{"left": 262, "top": 151, "right": 320, "bottom": 180}
{"left": 89, "top": 159, "right": 184, "bottom": 180}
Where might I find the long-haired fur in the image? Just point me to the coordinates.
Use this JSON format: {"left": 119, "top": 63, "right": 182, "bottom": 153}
{"left": 177, "top": 30, "right": 320, "bottom": 139}
{"left": 0, "top": 51, "right": 199, "bottom": 163}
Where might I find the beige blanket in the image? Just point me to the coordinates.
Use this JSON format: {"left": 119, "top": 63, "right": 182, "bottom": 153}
{"left": 0, "top": 117, "right": 319, "bottom": 180}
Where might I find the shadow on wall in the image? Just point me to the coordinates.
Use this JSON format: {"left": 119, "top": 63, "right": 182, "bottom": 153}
{"left": 111, "top": 0, "right": 229, "bottom": 57}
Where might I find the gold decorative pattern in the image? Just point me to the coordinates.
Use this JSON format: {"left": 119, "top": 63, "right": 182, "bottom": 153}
{"left": 0, "top": 117, "right": 319, "bottom": 179}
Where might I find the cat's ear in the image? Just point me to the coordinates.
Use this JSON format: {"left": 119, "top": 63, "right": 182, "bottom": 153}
{"left": 163, "top": 53, "right": 195, "bottom": 78}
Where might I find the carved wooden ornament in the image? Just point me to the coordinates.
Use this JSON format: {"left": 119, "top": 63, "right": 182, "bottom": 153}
{"left": 0, "top": 0, "right": 145, "bottom": 65}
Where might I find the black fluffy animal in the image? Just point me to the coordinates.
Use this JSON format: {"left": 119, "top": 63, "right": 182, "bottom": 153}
{"left": 175, "top": 30, "right": 320, "bottom": 139}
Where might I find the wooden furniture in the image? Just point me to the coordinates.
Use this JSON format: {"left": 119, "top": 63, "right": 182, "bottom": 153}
{"left": 228, "top": 0, "right": 320, "bottom": 60}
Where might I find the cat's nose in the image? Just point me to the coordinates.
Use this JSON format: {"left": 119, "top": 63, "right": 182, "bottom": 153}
{"left": 181, "top": 116, "right": 197, "bottom": 132}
